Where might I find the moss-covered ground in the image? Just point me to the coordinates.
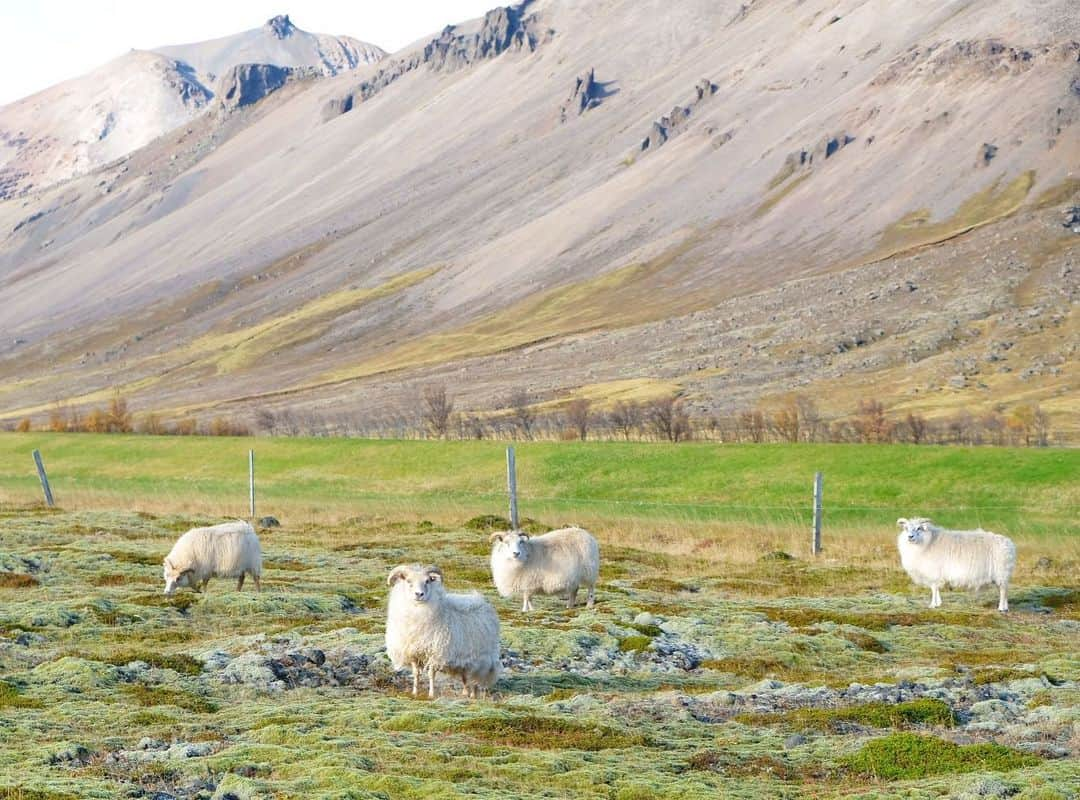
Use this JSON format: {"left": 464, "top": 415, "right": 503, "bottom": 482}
{"left": 0, "top": 506, "right": 1076, "bottom": 799}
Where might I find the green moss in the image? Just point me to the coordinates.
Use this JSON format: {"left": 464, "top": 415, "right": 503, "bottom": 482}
{"left": 457, "top": 715, "right": 648, "bottom": 750}
{"left": 688, "top": 750, "right": 803, "bottom": 780}
{"left": 631, "top": 577, "right": 697, "bottom": 593}
{"left": 630, "top": 623, "right": 664, "bottom": 637}
{"left": 737, "top": 699, "right": 956, "bottom": 732}
{"left": 124, "top": 685, "right": 217, "bottom": 714}
{"left": 101, "top": 651, "right": 203, "bottom": 675}
{"left": 0, "top": 681, "right": 42, "bottom": 709}
{"left": 842, "top": 733, "right": 1039, "bottom": 780}
{"left": 0, "top": 789, "right": 80, "bottom": 800}
{"left": 618, "top": 635, "right": 653, "bottom": 653}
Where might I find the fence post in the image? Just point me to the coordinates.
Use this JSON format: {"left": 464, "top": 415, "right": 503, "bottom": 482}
{"left": 506, "top": 446, "right": 519, "bottom": 530}
{"left": 249, "top": 449, "right": 256, "bottom": 519}
{"left": 812, "top": 471, "right": 823, "bottom": 555}
{"left": 32, "top": 449, "right": 55, "bottom": 508}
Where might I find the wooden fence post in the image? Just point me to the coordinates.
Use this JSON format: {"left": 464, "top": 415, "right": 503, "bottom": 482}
{"left": 506, "top": 446, "right": 519, "bottom": 530}
{"left": 32, "top": 449, "right": 54, "bottom": 508}
{"left": 812, "top": 471, "right": 823, "bottom": 555}
{"left": 249, "top": 449, "right": 256, "bottom": 519}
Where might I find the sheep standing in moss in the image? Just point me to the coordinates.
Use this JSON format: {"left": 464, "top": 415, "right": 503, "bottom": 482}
{"left": 489, "top": 527, "right": 600, "bottom": 612}
{"left": 162, "top": 520, "right": 262, "bottom": 595}
{"left": 385, "top": 564, "right": 501, "bottom": 698}
{"left": 896, "top": 517, "right": 1016, "bottom": 611}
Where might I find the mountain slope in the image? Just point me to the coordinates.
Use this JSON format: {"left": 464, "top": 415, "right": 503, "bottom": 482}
{"left": 0, "top": 0, "right": 1077, "bottom": 437}
{"left": 0, "top": 15, "right": 384, "bottom": 198}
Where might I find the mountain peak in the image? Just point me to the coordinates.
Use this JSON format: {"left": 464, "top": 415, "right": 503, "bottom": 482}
{"left": 265, "top": 14, "right": 294, "bottom": 39}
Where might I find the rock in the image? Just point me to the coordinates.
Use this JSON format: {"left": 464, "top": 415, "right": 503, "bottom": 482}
{"left": 257, "top": 516, "right": 281, "bottom": 529}
{"left": 640, "top": 78, "right": 717, "bottom": 152}
{"left": 336, "top": 3, "right": 548, "bottom": 113}
{"left": 1063, "top": 206, "right": 1080, "bottom": 233}
{"left": 137, "top": 737, "right": 164, "bottom": 751}
{"left": 633, "top": 612, "right": 657, "bottom": 627}
{"left": 560, "top": 68, "right": 604, "bottom": 122}
{"left": 979, "top": 143, "right": 998, "bottom": 166}
{"left": 958, "top": 777, "right": 1019, "bottom": 798}
{"left": 217, "top": 64, "right": 301, "bottom": 110}
{"left": 783, "top": 734, "right": 807, "bottom": 749}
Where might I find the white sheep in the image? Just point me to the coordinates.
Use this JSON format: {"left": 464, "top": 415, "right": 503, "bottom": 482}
{"left": 489, "top": 526, "right": 600, "bottom": 612}
{"left": 162, "top": 520, "right": 262, "bottom": 596}
{"left": 385, "top": 564, "right": 501, "bottom": 698}
{"left": 896, "top": 517, "right": 1016, "bottom": 611}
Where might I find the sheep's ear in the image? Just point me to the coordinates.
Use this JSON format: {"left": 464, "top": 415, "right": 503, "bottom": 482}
{"left": 387, "top": 566, "right": 408, "bottom": 586}
{"left": 896, "top": 518, "right": 908, "bottom": 529}
{"left": 518, "top": 532, "right": 530, "bottom": 541}
{"left": 424, "top": 566, "right": 443, "bottom": 583}
{"left": 918, "top": 521, "right": 932, "bottom": 532}
{"left": 489, "top": 532, "right": 504, "bottom": 544}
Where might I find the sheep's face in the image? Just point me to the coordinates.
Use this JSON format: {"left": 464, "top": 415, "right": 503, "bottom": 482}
{"left": 490, "top": 531, "right": 530, "bottom": 563}
{"left": 162, "top": 559, "right": 192, "bottom": 596}
{"left": 388, "top": 564, "right": 442, "bottom": 604}
{"left": 897, "top": 517, "right": 935, "bottom": 546}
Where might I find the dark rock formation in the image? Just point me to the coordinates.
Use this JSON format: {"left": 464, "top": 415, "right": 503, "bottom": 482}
{"left": 217, "top": 64, "right": 311, "bottom": 110}
{"left": 266, "top": 14, "right": 295, "bottom": 40}
{"left": 1064, "top": 206, "right": 1080, "bottom": 233}
{"left": 980, "top": 142, "right": 999, "bottom": 165}
{"left": 323, "top": 3, "right": 551, "bottom": 121}
{"left": 640, "top": 79, "right": 717, "bottom": 152}
{"left": 560, "top": 68, "right": 603, "bottom": 122}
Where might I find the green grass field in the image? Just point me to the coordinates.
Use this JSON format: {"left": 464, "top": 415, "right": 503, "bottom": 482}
{"left": 0, "top": 434, "right": 1076, "bottom": 535}
{"left": 0, "top": 435, "right": 1076, "bottom": 798}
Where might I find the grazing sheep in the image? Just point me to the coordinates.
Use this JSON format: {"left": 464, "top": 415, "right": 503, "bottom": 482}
{"left": 489, "top": 526, "right": 600, "bottom": 612}
{"left": 162, "top": 520, "right": 262, "bottom": 596}
{"left": 896, "top": 517, "right": 1016, "bottom": 611}
{"left": 385, "top": 564, "right": 501, "bottom": 698}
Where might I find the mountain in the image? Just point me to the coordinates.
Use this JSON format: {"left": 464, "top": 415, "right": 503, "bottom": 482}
{"left": 0, "top": 15, "right": 384, "bottom": 198}
{"left": 0, "top": 0, "right": 1077, "bottom": 439}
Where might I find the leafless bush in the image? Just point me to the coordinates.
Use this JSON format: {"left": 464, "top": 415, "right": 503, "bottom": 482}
{"left": 564, "top": 398, "right": 592, "bottom": 441}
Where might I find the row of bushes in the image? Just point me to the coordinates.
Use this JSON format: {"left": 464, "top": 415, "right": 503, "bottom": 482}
{"left": 6, "top": 390, "right": 1056, "bottom": 447}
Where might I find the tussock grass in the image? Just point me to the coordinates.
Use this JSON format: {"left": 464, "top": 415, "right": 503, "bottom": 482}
{"left": 457, "top": 715, "right": 648, "bottom": 750}
{"left": 0, "top": 573, "right": 38, "bottom": 588}
{"left": 735, "top": 699, "right": 956, "bottom": 731}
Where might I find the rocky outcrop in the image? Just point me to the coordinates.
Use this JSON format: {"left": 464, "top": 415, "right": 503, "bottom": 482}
{"left": 873, "top": 39, "right": 1080, "bottom": 86}
{"left": 266, "top": 14, "right": 295, "bottom": 39}
{"left": 640, "top": 79, "right": 717, "bottom": 152}
{"left": 217, "top": 64, "right": 314, "bottom": 110}
{"left": 560, "top": 68, "right": 604, "bottom": 122}
{"left": 323, "top": 3, "right": 551, "bottom": 121}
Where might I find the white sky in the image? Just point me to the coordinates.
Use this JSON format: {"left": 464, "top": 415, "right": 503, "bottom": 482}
{"left": 0, "top": 1, "right": 498, "bottom": 105}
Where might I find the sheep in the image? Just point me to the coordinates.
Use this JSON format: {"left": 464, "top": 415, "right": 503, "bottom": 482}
{"left": 896, "top": 517, "right": 1016, "bottom": 612}
{"left": 385, "top": 564, "right": 501, "bottom": 698}
{"left": 489, "top": 526, "right": 599, "bottom": 612}
{"left": 162, "top": 520, "right": 262, "bottom": 596}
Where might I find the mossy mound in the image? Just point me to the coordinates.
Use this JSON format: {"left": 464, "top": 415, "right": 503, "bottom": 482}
{"left": 842, "top": 733, "right": 1039, "bottom": 780}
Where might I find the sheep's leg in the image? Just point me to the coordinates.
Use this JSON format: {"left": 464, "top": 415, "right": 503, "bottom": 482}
{"left": 998, "top": 583, "right": 1009, "bottom": 613}
{"left": 930, "top": 585, "right": 941, "bottom": 608}
{"left": 586, "top": 584, "right": 596, "bottom": 608}
{"left": 411, "top": 662, "right": 420, "bottom": 696}
{"left": 236, "top": 573, "right": 245, "bottom": 591}
{"left": 522, "top": 593, "right": 532, "bottom": 612}
{"left": 566, "top": 587, "right": 578, "bottom": 609}
{"left": 428, "top": 664, "right": 437, "bottom": 699}
{"left": 253, "top": 574, "right": 261, "bottom": 593}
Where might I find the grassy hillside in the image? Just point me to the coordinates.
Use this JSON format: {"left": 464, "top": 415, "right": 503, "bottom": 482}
{"left": 0, "top": 434, "right": 1075, "bottom": 537}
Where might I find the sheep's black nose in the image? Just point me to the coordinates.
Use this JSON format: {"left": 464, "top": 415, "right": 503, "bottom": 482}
{"left": 414, "top": 591, "right": 425, "bottom": 599}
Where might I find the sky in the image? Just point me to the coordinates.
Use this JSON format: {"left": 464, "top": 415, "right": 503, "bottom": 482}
{"left": 0, "top": 1, "right": 497, "bottom": 105}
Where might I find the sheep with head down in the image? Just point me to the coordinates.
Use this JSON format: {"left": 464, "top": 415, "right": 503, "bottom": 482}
{"left": 385, "top": 564, "right": 501, "bottom": 699}
{"left": 489, "top": 526, "right": 599, "bottom": 612}
{"left": 162, "top": 520, "right": 262, "bottom": 596}
{"left": 896, "top": 517, "right": 1016, "bottom": 611}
